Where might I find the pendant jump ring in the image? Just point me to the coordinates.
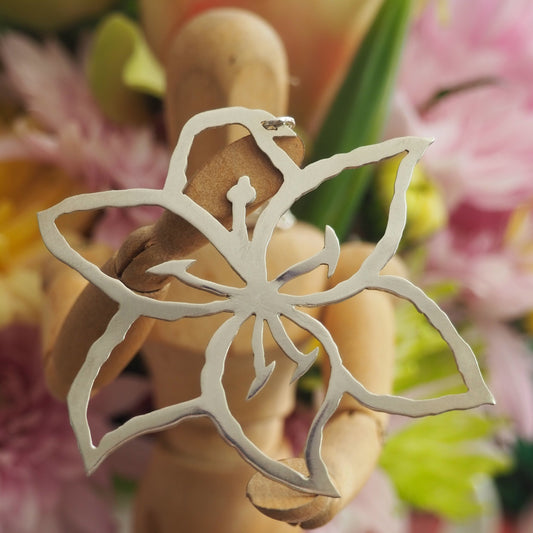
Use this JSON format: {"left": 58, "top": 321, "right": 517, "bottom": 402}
{"left": 261, "top": 116, "right": 296, "bottom": 131}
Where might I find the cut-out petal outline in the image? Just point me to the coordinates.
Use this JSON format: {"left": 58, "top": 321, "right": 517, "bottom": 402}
{"left": 39, "top": 107, "right": 494, "bottom": 496}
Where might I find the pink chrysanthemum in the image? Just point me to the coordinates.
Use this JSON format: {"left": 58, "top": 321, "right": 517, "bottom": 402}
{"left": 389, "top": 0, "right": 533, "bottom": 321}
{"left": 398, "top": 0, "right": 533, "bottom": 110}
{"left": 0, "top": 34, "right": 169, "bottom": 247}
{"left": 482, "top": 323, "right": 533, "bottom": 439}
{"left": 392, "top": 0, "right": 533, "bottom": 211}
{"left": 0, "top": 323, "right": 152, "bottom": 532}
{"left": 391, "top": 85, "right": 533, "bottom": 213}
{"left": 426, "top": 203, "right": 533, "bottom": 321}
{"left": 0, "top": 323, "right": 113, "bottom": 532}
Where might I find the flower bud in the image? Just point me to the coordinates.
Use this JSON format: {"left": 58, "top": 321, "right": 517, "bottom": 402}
{"left": 87, "top": 14, "right": 165, "bottom": 125}
{"left": 377, "top": 157, "right": 447, "bottom": 244}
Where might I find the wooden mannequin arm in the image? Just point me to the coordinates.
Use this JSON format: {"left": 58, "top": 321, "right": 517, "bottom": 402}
{"left": 302, "top": 242, "right": 403, "bottom": 527}
{"left": 248, "top": 241, "right": 405, "bottom": 528}
{"left": 42, "top": 7, "right": 294, "bottom": 400}
{"left": 321, "top": 241, "right": 404, "bottom": 427}
{"left": 43, "top": 133, "right": 303, "bottom": 400}
{"left": 43, "top": 254, "right": 168, "bottom": 400}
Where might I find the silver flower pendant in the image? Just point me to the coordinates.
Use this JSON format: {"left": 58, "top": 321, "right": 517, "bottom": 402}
{"left": 39, "top": 107, "right": 494, "bottom": 498}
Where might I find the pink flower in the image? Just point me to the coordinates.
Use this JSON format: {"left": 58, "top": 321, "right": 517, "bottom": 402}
{"left": 482, "top": 323, "right": 533, "bottom": 439}
{"left": 0, "top": 322, "right": 152, "bottom": 532}
{"left": 398, "top": 0, "right": 533, "bottom": 110}
{"left": 391, "top": 0, "right": 533, "bottom": 211}
{"left": 284, "top": 404, "right": 316, "bottom": 455}
{"left": 0, "top": 323, "right": 111, "bottom": 532}
{"left": 89, "top": 375, "right": 153, "bottom": 482}
{"left": 389, "top": 0, "right": 533, "bottom": 320}
{"left": 0, "top": 34, "right": 169, "bottom": 247}
{"left": 426, "top": 203, "right": 533, "bottom": 321}
{"left": 391, "top": 85, "right": 533, "bottom": 212}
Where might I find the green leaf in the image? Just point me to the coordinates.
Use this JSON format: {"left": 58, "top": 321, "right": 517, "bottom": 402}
{"left": 381, "top": 411, "right": 510, "bottom": 519}
{"left": 496, "top": 440, "right": 533, "bottom": 516}
{"left": 393, "top": 298, "right": 471, "bottom": 395}
{"left": 293, "top": 0, "right": 413, "bottom": 241}
{"left": 87, "top": 13, "right": 165, "bottom": 124}
{"left": 394, "top": 301, "right": 446, "bottom": 391}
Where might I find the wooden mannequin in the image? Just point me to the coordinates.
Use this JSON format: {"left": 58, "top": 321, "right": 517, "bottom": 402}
{"left": 42, "top": 9, "right": 400, "bottom": 532}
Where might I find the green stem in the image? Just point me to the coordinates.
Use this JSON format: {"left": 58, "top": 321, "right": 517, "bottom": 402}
{"left": 294, "top": 0, "right": 413, "bottom": 242}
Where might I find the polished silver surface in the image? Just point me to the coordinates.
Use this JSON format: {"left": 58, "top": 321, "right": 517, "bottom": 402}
{"left": 38, "top": 107, "right": 494, "bottom": 498}
{"left": 261, "top": 116, "right": 295, "bottom": 130}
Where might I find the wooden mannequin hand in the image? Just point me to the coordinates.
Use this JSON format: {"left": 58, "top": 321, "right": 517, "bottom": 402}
{"left": 247, "top": 242, "right": 404, "bottom": 528}
{"left": 247, "top": 458, "right": 334, "bottom": 529}
{"left": 247, "top": 410, "right": 383, "bottom": 529}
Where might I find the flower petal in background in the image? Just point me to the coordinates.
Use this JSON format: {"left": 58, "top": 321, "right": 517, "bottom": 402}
{"left": 426, "top": 203, "right": 533, "bottom": 321}
{"left": 314, "top": 469, "right": 408, "bottom": 533}
{"left": 482, "top": 323, "right": 533, "bottom": 440}
{"left": 140, "top": 0, "right": 383, "bottom": 134}
{"left": 90, "top": 374, "right": 153, "bottom": 481}
{"left": 402, "top": 86, "right": 533, "bottom": 212}
{"left": 380, "top": 411, "right": 509, "bottom": 521}
{"left": 0, "top": 160, "right": 92, "bottom": 327}
{"left": 0, "top": 323, "right": 114, "bottom": 532}
{"left": 0, "top": 269, "right": 41, "bottom": 328}
{"left": 0, "top": 322, "right": 152, "bottom": 533}
{"left": 87, "top": 13, "right": 165, "bottom": 125}
{"left": 0, "top": 33, "right": 169, "bottom": 247}
{"left": 398, "top": 0, "right": 533, "bottom": 111}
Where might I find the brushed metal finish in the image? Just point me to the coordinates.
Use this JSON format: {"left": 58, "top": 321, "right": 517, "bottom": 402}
{"left": 39, "top": 107, "right": 494, "bottom": 497}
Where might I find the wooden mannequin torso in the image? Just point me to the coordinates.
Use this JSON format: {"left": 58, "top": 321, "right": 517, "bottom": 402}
{"left": 41, "top": 10, "right": 398, "bottom": 531}
{"left": 145, "top": 221, "right": 327, "bottom": 450}
{"left": 134, "top": 221, "right": 327, "bottom": 533}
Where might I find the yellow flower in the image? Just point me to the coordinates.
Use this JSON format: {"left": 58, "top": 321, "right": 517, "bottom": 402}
{"left": 0, "top": 269, "right": 41, "bottom": 327}
{"left": 0, "top": 159, "right": 89, "bottom": 325}
{"left": 504, "top": 203, "right": 533, "bottom": 259}
{"left": 377, "top": 156, "right": 447, "bottom": 244}
{"left": 525, "top": 313, "right": 533, "bottom": 335}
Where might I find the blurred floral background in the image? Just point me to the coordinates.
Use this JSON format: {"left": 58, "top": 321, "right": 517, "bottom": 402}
{"left": 1, "top": 0, "right": 532, "bottom": 531}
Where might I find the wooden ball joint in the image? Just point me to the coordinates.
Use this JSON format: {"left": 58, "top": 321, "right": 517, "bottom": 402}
{"left": 39, "top": 8, "right": 492, "bottom": 533}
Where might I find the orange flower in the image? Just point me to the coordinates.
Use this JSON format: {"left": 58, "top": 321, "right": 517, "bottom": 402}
{"left": 140, "top": 0, "right": 383, "bottom": 133}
